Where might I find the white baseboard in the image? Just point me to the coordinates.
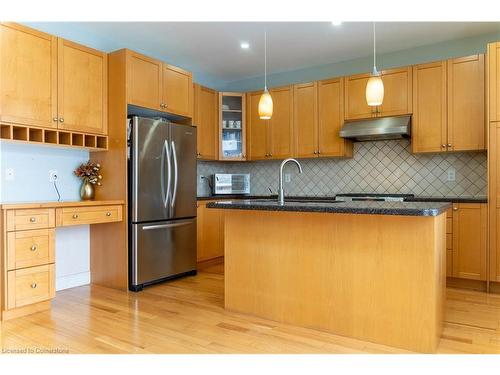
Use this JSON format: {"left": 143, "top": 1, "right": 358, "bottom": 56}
{"left": 56, "top": 272, "right": 90, "bottom": 291}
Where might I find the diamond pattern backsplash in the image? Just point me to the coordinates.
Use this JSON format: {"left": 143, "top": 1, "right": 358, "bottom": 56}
{"left": 197, "top": 139, "right": 487, "bottom": 198}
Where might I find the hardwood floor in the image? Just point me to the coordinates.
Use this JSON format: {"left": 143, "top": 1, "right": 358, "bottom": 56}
{"left": 1, "top": 266, "right": 500, "bottom": 354}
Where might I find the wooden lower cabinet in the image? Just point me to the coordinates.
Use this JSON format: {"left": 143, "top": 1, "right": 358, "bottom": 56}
{"left": 448, "top": 203, "right": 487, "bottom": 281}
{"left": 197, "top": 201, "right": 224, "bottom": 262}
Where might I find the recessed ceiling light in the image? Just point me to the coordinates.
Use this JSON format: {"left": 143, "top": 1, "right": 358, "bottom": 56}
{"left": 331, "top": 21, "right": 342, "bottom": 26}
{"left": 240, "top": 42, "right": 250, "bottom": 49}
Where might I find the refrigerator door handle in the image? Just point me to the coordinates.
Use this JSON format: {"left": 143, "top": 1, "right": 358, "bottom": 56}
{"left": 170, "top": 140, "right": 179, "bottom": 210}
{"left": 142, "top": 221, "right": 193, "bottom": 231}
{"left": 162, "top": 140, "right": 172, "bottom": 209}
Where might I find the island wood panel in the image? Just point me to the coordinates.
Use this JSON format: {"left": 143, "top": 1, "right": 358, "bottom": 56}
{"left": 294, "top": 82, "right": 318, "bottom": 158}
{"left": 412, "top": 61, "right": 448, "bottom": 153}
{"left": 57, "top": 38, "right": 108, "bottom": 135}
{"left": 224, "top": 210, "right": 445, "bottom": 353}
{"left": 447, "top": 55, "right": 485, "bottom": 151}
{"left": 193, "top": 84, "right": 218, "bottom": 160}
{"left": 317, "top": 77, "right": 353, "bottom": 158}
{"left": 90, "top": 49, "right": 129, "bottom": 290}
{"left": 268, "top": 86, "right": 294, "bottom": 159}
{"left": 247, "top": 90, "right": 268, "bottom": 160}
{"left": 488, "top": 41, "right": 500, "bottom": 283}
{"left": 0, "top": 23, "right": 58, "bottom": 129}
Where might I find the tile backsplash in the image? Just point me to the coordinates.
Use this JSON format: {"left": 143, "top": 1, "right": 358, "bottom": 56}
{"left": 197, "top": 140, "right": 487, "bottom": 198}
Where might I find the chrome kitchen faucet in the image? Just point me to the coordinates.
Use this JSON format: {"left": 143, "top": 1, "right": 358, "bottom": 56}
{"left": 278, "top": 158, "right": 303, "bottom": 205}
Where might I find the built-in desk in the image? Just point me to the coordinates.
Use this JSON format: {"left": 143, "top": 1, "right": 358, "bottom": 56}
{"left": 0, "top": 200, "right": 124, "bottom": 321}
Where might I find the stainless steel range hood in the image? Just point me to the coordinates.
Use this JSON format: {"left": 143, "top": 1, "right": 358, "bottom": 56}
{"left": 339, "top": 115, "right": 411, "bottom": 141}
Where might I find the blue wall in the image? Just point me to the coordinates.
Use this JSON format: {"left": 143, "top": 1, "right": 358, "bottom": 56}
{"left": 220, "top": 31, "right": 500, "bottom": 92}
{"left": 0, "top": 142, "right": 89, "bottom": 203}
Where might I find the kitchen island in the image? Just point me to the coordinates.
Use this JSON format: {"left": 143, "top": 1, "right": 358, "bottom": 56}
{"left": 207, "top": 199, "right": 451, "bottom": 353}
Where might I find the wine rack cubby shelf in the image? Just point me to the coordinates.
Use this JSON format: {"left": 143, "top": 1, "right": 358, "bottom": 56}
{"left": 0, "top": 124, "right": 108, "bottom": 151}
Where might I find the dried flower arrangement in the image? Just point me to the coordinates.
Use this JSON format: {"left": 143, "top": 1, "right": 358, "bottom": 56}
{"left": 74, "top": 161, "right": 103, "bottom": 186}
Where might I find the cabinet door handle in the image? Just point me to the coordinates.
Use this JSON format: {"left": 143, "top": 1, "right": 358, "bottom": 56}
{"left": 441, "top": 144, "right": 446, "bottom": 148}
{"left": 30, "top": 217, "right": 36, "bottom": 222}
{"left": 72, "top": 214, "right": 79, "bottom": 219}
{"left": 318, "top": 150, "right": 321, "bottom": 155}
{"left": 30, "top": 245, "right": 37, "bottom": 252}
{"left": 453, "top": 207, "right": 458, "bottom": 211}
{"left": 106, "top": 212, "right": 111, "bottom": 217}
{"left": 447, "top": 143, "right": 452, "bottom": 147}
{"left": 53, "top": 117, "right": 58, "bottom": 122}
{"left": 31, "top": 283, "right": 37, "bottom": 289}
{"left": 59, "top": 118, "right": 64, "bottom": 123}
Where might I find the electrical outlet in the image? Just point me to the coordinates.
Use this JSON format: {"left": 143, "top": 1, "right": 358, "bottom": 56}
{"left": 284, "top": 173, "right": 291, "bottom": 183}
{"left": 5, "top": 168, "right": 14, "bottom": 181}
{"left": 447, "top": 168, "right": 456, "bottom": 182}
{"left": 49, "top": 170, "right": 58, "bottom": 182}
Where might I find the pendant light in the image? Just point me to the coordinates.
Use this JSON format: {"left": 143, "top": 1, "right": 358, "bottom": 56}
{"left": 258, "top": 32, "right": 273, "bottom": 120}
{"left": 366, "top": 22, "right": 384, "bottom": 106}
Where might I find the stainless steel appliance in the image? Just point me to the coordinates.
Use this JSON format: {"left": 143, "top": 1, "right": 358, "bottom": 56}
{"left": 212, "top": 173, "right": 250, "bottom": 195}
{"left": 129, "top": 116, "right": 197, "bottom": 292}
{"left": 339, "top": 115, "right": 411, "bottom": 141}
{"left": 335, "top": 193, "right": 414, "bottom": 202}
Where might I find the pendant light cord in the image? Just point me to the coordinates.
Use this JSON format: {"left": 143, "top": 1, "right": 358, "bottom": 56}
{"left": 264, "top": 31, "right": 267, "bottom": 91}
{"left": 373, "top": 22, "right": 377, "bottom": 75}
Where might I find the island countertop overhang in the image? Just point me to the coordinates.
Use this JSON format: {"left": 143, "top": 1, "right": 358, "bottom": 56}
{"left": 206, "top": 199, "right": 452, "bottom": 217}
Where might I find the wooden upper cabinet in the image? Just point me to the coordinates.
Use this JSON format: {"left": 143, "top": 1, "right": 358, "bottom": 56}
{"left": 247, "top": 90, "right": 268, "bottom": 160}
{"left": 163, "top": 64, "right": 193, "bottom": 118}
{"left": 294, "top": 82, "right": 318, "bottom": 158}
{"left": 452, "top": 203, "right": 487, "bottom": 281}
{"left": 57, "top": 39, "right": 107, "bottom": 135}
{"left": 378, "top": 67, "right": 412, "bottom": 117}
{"left": 345, "top": 67, "right": 412, "bottom": 120}
{"left": 489, "top": 42, "right": 500, "bottom": 122}
{"left": 447, "top": 55, "right": 485, "bottom": 151}
{"left": 268, "top": 85, "right": 294, "bottom": 159}
{"left": 412, "top": 61, "right": 447, "bottom": 153}
{"left": 194, "top": 84, "right": 218, "bottom": 160}
{"left": 0, "top": 23, "right": 58, "bottom": 129}
{"left": 126, "top": 50, "right": 193, "bottom": 118}
{"left": 344, "top": 73, "right": 374, "bottom": 120}
{"left": 318, "top": 78, "right": 352, "bottom": 158}
{"left": 127, "top": 50, "right": 163, "bottom": 111}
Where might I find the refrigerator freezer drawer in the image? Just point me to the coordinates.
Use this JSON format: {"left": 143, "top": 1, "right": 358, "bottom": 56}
{"left": 130, "top": 218, "right": 196, "bottom": 287}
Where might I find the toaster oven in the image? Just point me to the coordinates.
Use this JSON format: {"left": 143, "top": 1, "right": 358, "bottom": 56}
{"left": 212, "top": 173, "right": 250, "bottom": 195}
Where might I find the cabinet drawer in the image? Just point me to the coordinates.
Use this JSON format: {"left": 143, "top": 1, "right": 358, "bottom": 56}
{"left": 56, "top": 205, "right": 123, "bottom": 226}
{"left": 6, "top": 264, "right": 55, "bottom": 310}
{"left": 7, "top": 229, "right": 55, "bottom": 270}
{"left": 6, "top": 209, "right": 55, "bottom": 231}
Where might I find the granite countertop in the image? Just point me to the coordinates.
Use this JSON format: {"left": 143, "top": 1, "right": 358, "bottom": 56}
{"left": 197, "top": 194, "right": 487, "bottom": 203}
{"left": 207, "top": 199, "right": 452, "bottom": 217}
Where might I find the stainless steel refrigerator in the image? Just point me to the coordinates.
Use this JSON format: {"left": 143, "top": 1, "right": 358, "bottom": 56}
{"left": 129, "top": 116, "right": 197, "bottom": 291}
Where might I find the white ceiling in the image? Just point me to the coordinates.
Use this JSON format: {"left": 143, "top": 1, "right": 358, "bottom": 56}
{"left": 29, "top": 22, "right": 500, "bottom": 85}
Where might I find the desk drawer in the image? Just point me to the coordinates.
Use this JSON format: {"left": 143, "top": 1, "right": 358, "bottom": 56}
{"left": 7, "top": 229, "right": 55, "bottom": 271}
{"left": 6, "top": 264, "right": 55, "bottom": 310}
{"left": 6, "top": 209, "right": 55, "bottom": 231}
{"left": 56, "top": 205, "right": 123, "bottom": 226}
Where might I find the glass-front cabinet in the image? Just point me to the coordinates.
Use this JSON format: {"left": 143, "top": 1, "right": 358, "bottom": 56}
{"left": 219, "top": 92, "right": 246, "bottom": 160}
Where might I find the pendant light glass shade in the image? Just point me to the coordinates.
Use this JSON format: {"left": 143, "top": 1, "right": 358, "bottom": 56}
{"left": 258, "top": 88, "right": 273, "bottom": 120}
{"left": 366, "top": 74, "right": 384, "bottom": 106}
{"left": 259, "top": 32, "right": 273, "bottom": 120}
{"left": 366, "top": 22, "right": 384, "bottom": 107}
